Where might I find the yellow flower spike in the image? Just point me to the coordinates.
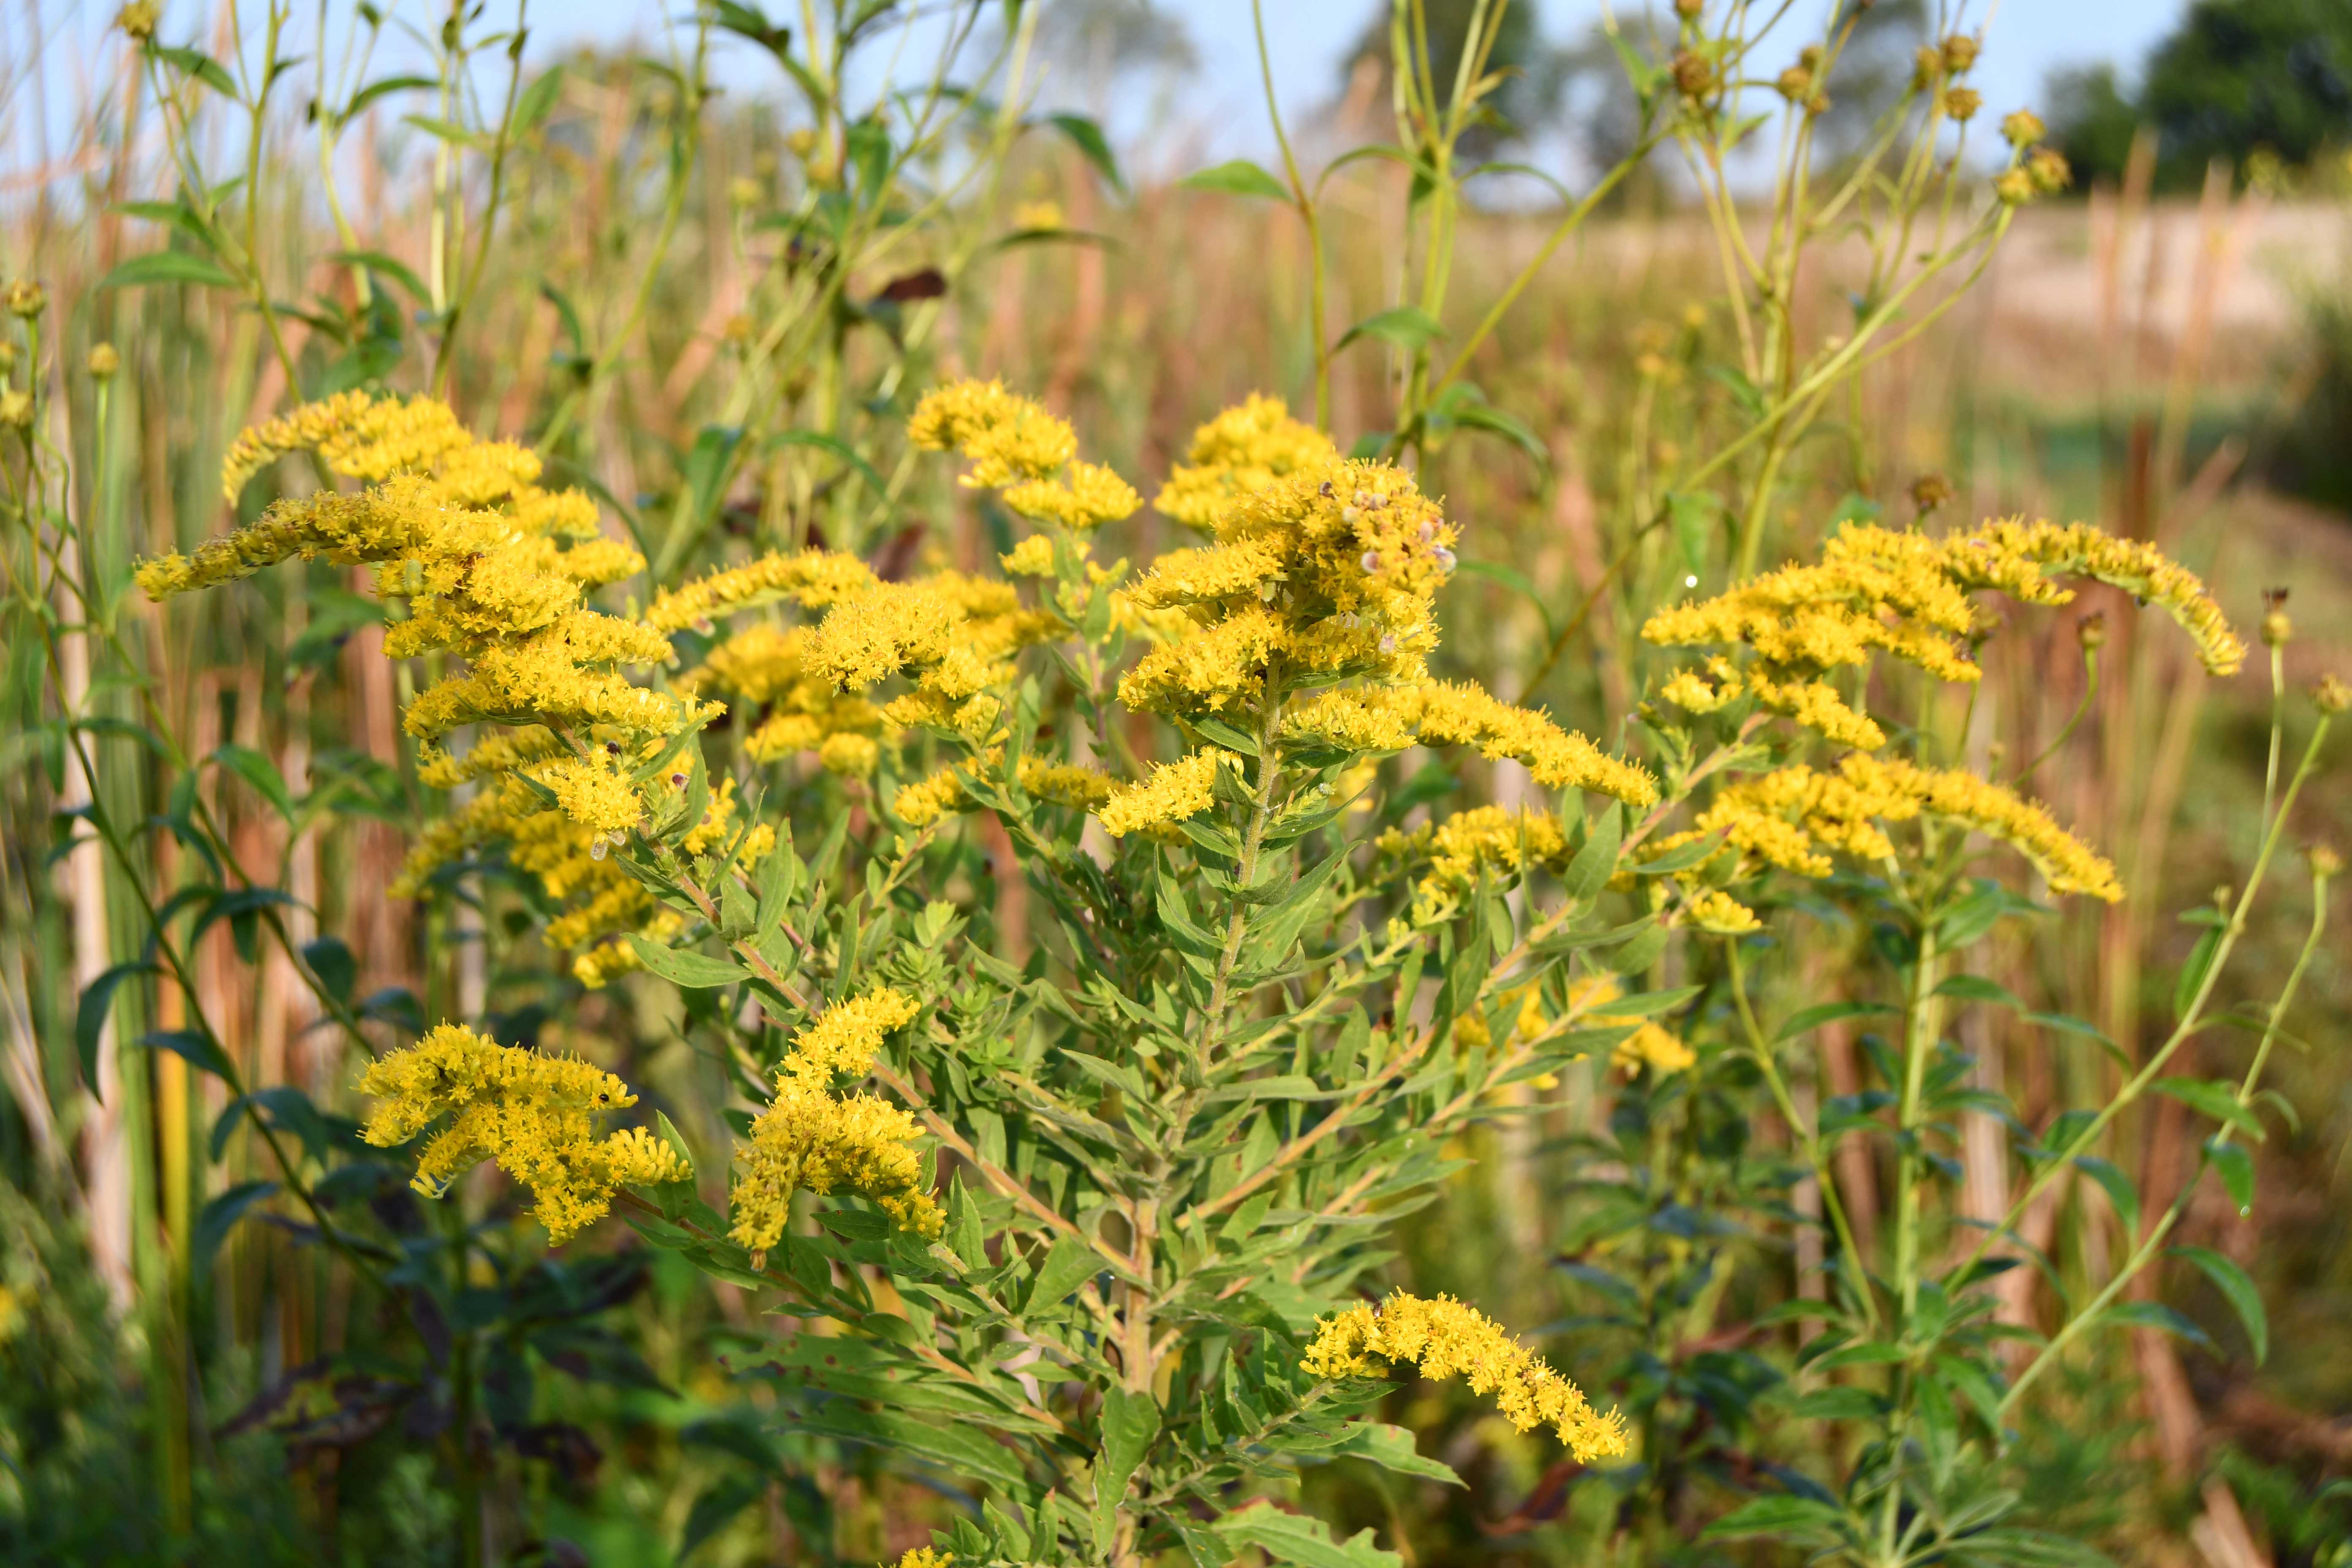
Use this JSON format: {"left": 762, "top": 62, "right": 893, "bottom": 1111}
{"left": 1303, "top": 1291, "right": 1628, "bottom": 1463}
{"left": 806, "top": 572, "right": 1055, "bottom": 693}
{"left": 890, "top": 751, "right": 1119, "bottom": 828}
{"left": 358, "top": 1024, "right": 687, "bottom": 1244}
{"left": 1645, "top": 518, "right": 2246, "bottom": 745}
{"left": 644, "top": 549, "right": 878, "bottom": 632}
{"left": 1098, "top": 748, "right": 1243, "bottom": 838}
{"left": 1380, "top": 805, "right": 1572, "bottom": 918}
{"left": 728, "top": 1081, "right": 942, "bottom": 1249}
{"left": 908, "top": 378, "right": 1078, "bottom": 487}
{"left": 1683, "top": 888, "right": 1762, "bottom": 935}
{"left": 539, "top": 755, "right": 645, "bottom": 837}
{"left": 1613, "top": 1023, "right": 1697, "bottom": 1077}
{"left": 999, "top": 534, "right": 1058, "bottom": 576}
{"left": 1154, "top": 394, "right": 1340, "bottom": 531}
{"left": 1941, "top": 517, "right": 2245, "bottom": 676}
{"left": 781, "top": 987, "right": 921, "bottom": 1085}
{"left": 1002, "top": 460, "right": 1142, "bottom": 531}
{"left": 1696, "top": 754, "right": 2121, "bottom": 901}
{"left": 1285, "top": 682, "right": 1657, "bottom": 806}
{"left": 1124, "top": 539, "right": 1289, "bottom": 610}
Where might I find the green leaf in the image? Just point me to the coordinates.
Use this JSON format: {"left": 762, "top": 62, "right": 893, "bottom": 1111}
{"left": 341, "top": 73, "right": 440, "bottom": 119}
{"left": 1449, "top": 399, "right": 1547, "bottom": 466}
{"left": 769, "top": 429, "right": 887, "bottom": 496}
{"left": 1046, "top": 112, "right": 1125, "bottom": 194}
{"left": 213, "top": 743, "right": 294, "bottom": 820}
{"left": 155, "top": 44, "right": 239, "bottom": 97}
{"left": 194, "top": 1181, "right": 276, "bottom": 1280}
{"left": 1334, "top": 307, "right": 1445, "bottom": 355}
{"left": 678, "top": 1474, "right": 765, "bottom": 1563}
{"left": 2205, "top": 1137, "right": 2255, "bottom": 1213}
{"left": 300, "top": 936, "right": 357, "bottom": 1006}
{"left": 2024, "top": 1010, "right": 2110, "bottom": 1043}
{"left": 327, "top": 248, "right": 430, "bottom": 302}
{"left": 787, "top": 1405, "right": 1029, "bottom": 1492}
{"left": 1022, "top": 1233, "right": 1099, "bottom": 1312}
{"left": 1934, "top": 974, "right": 2021, "bottom": 1009}
{"left": 77, "top": 960, "right": 156, "bottom": 1094}
{"left": 1667, "top": 491, "right": 1716, "bottom": 577}
{"left": 1213, "top": 1505, "right": 1402, "bottom": 1568}
{"left": 2173, "top": 924, "right": 2223, "bottom": 1022}
{"left": 400, "top": 114, "right": 488, "bottom": 149}
{"left": 1786, "top": 1386, "right": 1886, "bottom": 1421}
{"left": 99, "top": 250, "right": 241, "bottom": 293}
{"left": 1702, "top": 1495, "right": 1852, "bottom": 1543}
{"left": 1178, "top": 158, "right": 1291, "bottom": 201}
{"left": 626, "top": 937, "right": 747, "bottom": 989}
{"left": 1560, "top": 803, "right": 1620, "bottom": 901}
{"left": 2072, "top": 1155, "right": 2139, "bottom": 1238}
{"left": 513, "top": 64, "right": 566, "bottom": 134}
{"left": 2170, "top": 1244, "right": 2266, "bottom": 1364}
{"left": 141, "top": 1028, "right": 238, "bottom": 1083}
{"left": 2149, "top": 1076, "right": 2262, "bottom": 1138}
{"left": 1775, "top": 1000, "right": 1896, "bottom": 1043}
{"left": 1323, "top": 1421, "right": 1464, "bottom": 1486}
{"left": 2095, "top": 1299, "right": 2213, "bottom": 1350}
{"left": 1092, "top": 1386, "right": 1160, "bottom": 1554}
{"left": 1604, "top": 919, "right": 1668, "bottom": 975}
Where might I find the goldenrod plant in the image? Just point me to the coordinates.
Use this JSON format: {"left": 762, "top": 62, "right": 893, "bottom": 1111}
{"left": 141, "top": 354, "right": 2337, "bottom": 1566}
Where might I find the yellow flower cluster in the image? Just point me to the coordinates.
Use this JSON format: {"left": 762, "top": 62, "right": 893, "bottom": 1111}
{"left": 1097, "top": 748, "right": 1241, "bottom": 838}
{"left": 1303, "top": 1292, "right": 1628, "bottom": 1463}
{"left": 1563, "top": 975, "right": 1697, "bottom": 1076}
{"left": 1681, "top": 753, "right": 2121, "bottom": 901}
{"left": 1644, "top": 518, "right": 2243, "bottom": 746}
{"left": 144, "top": 395, "right": 703, "bottom": 843}
{"left": 909, "top": 378, "right": 1139, "bottom": 531}
{"left": 220, "top": 389, "right": 467, "bottom": 501}
{"left": 1119, "top": 460, "right": 1456, "bottom": 715}
{"left": 1940, "top": 517, "right": 2244, "bottom": 675}
{"left": 779, "top": 987, "right": 921, "bottom": 1084}
{"left": 803, "top": 570, "right": 1060, "bottom": 737}
{"left": 886, "top": 1552, "right": 951, "bottom": 1568}
{"left": 686, "top": 623, "right": 889, "bottom": 776}
{"left": 729, "top": 986, "right": 942, "bottom": 1247}
{"left": 398, "top": 773, "right": 773, "bottom": 988}
{"left": 358, "top": 1024, "right": 687, "bottom": 1243}
{"left": 1284, "top": 680, "right": 1658, "bottom": 804}
{"left": 1614, "top": 1022, "right": 1696, "bottom": 1077}
{"left": 1153, "top": 394, "right": 1339, "bottom": 531}
{"left": 891, "top": 751, "right": 1119, "bottom": 829}
{"left": 646, "top": 548, "right": 877, "bottom": 632}
{"left": 1379, "top": 806, "right": 1570, "bottom": 918}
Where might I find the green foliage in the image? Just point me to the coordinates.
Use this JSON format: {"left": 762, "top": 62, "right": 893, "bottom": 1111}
{"left": 2051, "top": 0, "right": 2352, "bottom": 188}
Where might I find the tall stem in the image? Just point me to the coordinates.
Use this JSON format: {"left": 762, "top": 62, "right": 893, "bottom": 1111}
{"left": 1891, "top": 923, "right": 1941, "bottom": 1321}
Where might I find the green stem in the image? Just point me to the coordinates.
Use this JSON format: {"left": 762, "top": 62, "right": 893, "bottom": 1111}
{"left": 1950, "top": 715, "right": 2332, "bottom": 1292}
{"left": 2000, "top": 863, "right": 2330, "bottom": 1416}
{"left": 1727, "top": 939, "right": 1879, "bottom": 1331}
{"left": 1252, "top": 0, "right": 1328, "bottom": 430}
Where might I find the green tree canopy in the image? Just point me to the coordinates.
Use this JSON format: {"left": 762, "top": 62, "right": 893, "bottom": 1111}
{"left": 2053, "top": 0, "right": 2352, "bottom": 188}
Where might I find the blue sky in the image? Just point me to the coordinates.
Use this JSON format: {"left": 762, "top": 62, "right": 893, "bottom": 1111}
{"left": 15, "top": 1, "right": 2188, "bottom": 179}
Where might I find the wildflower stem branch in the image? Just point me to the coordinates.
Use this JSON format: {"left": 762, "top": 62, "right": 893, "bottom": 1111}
{"left": 1726, "top": 937, "right": 1880, "bottom": 1331}
{"left": 1952, "top": 713, "right": 2333, "bottom": 1295}
{"left": 1999, "top": 857, "right": 2330, "bottom": 1416}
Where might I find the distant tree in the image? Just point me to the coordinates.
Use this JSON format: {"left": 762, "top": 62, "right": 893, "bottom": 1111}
{"left": 2050, "top": 0, "right": 2352, "bottom": 188}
